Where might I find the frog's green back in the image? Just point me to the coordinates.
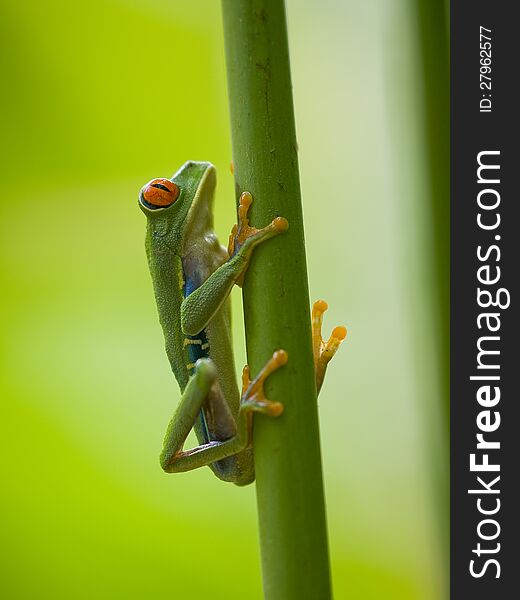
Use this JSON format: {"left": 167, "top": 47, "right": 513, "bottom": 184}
{"left": 145, "top": 235, "right": 189, "bottom": 390}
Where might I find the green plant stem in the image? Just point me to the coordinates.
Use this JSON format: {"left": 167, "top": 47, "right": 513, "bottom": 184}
{"left": 414, "top": 0, "right": 450, "bottom": 581}
{"left": 221, "top": 1, "right": 332, "bottom": 599}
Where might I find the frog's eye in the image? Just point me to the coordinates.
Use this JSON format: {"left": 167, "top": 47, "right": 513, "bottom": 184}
{"left": 141, "top": 178, "right": 180, "bottom": 208}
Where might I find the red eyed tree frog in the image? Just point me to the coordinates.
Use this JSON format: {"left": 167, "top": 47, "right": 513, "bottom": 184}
{"left": 139, "top": 161, "right": 346, "bottom": 485}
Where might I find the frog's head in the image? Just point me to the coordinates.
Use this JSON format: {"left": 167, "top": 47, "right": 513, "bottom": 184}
{"left": 139, "top": 161, "right": 216, "bottom": 249}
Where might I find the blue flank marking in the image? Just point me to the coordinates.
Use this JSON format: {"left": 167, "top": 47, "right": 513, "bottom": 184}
{"left": 184, "top": 273, "right": 211, "bottom": 443}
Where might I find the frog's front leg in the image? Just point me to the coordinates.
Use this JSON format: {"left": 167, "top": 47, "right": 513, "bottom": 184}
{"left": 312, "top": 300, "right": 347, "bottom": 394}
{"left": 161, "top": 351, "right": 287, "bottom": 477}
{"left": 180, "top": 192, "right": 288, "bottom": 336}
{"left": 227, "top": 192, "right": 288, "bottom": 286}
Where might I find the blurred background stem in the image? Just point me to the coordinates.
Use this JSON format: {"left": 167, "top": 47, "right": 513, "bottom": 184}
{"left": 222, "top": 1, "right": 332, "bottom": 598}
{"left": 415, "top": 0, "right": 450, "bottom": 562}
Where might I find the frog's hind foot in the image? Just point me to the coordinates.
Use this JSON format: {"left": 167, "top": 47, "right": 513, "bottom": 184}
{"left": 312, "top": 300, "right": 347, "bottom": 394}
{"left": 240, "top": 350, "right": 288, "bottom": 417}
{"left": 227, "top": 191, "right": 288, "bottom": 282}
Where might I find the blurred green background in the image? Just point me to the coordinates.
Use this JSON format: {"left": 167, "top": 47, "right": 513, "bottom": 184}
{"left": 1, "top": 1, "right": 448, "bottom": 598}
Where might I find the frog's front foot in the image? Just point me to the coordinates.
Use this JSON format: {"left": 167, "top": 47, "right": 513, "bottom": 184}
{"left": 227, "top": 191, "right": 289, "bottom": 262}
{"left": 240, "top": 350, "right": 288, "bottom": 419}
{"left": 312, "top": 300, "right": 347, "bottom": 394}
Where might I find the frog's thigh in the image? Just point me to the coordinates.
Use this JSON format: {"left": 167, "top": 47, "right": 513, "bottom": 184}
{"left": 161, "top": 358, "right": 247, "bottom": 474}
{"left": 160, "top": 358, "right": 217, "bottom": 471}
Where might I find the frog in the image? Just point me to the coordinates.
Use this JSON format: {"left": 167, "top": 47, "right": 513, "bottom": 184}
{"left": 139, "top": 161, "right": 345, "bottom": 485}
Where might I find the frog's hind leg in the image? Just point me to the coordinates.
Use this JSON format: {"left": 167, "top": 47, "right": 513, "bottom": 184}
{"left": 160, "top": 358, "right": 242, "bottom": 474}
{"left": 160, "top": 358, "right": 219, "bottom": 472}
{"left": 312, "top": 300, "right": 347, "bottom": 394}
{"left": 161, "top": 352, "right": 287, "bottom": 480}
{"left": 240, "top": 350, "right": 287, "bottom": 417}
{"left": 217, "top": 350, "right": 287, "bottom": 486}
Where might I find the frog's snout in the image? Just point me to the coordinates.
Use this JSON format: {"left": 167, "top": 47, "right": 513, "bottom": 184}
{"left": 140, "top": 178, "right": 179, "bottom": 209}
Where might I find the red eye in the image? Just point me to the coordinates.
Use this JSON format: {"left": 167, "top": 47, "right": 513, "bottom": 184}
{"left": 141, "top": 178, "right": 180, "bottom": 208}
